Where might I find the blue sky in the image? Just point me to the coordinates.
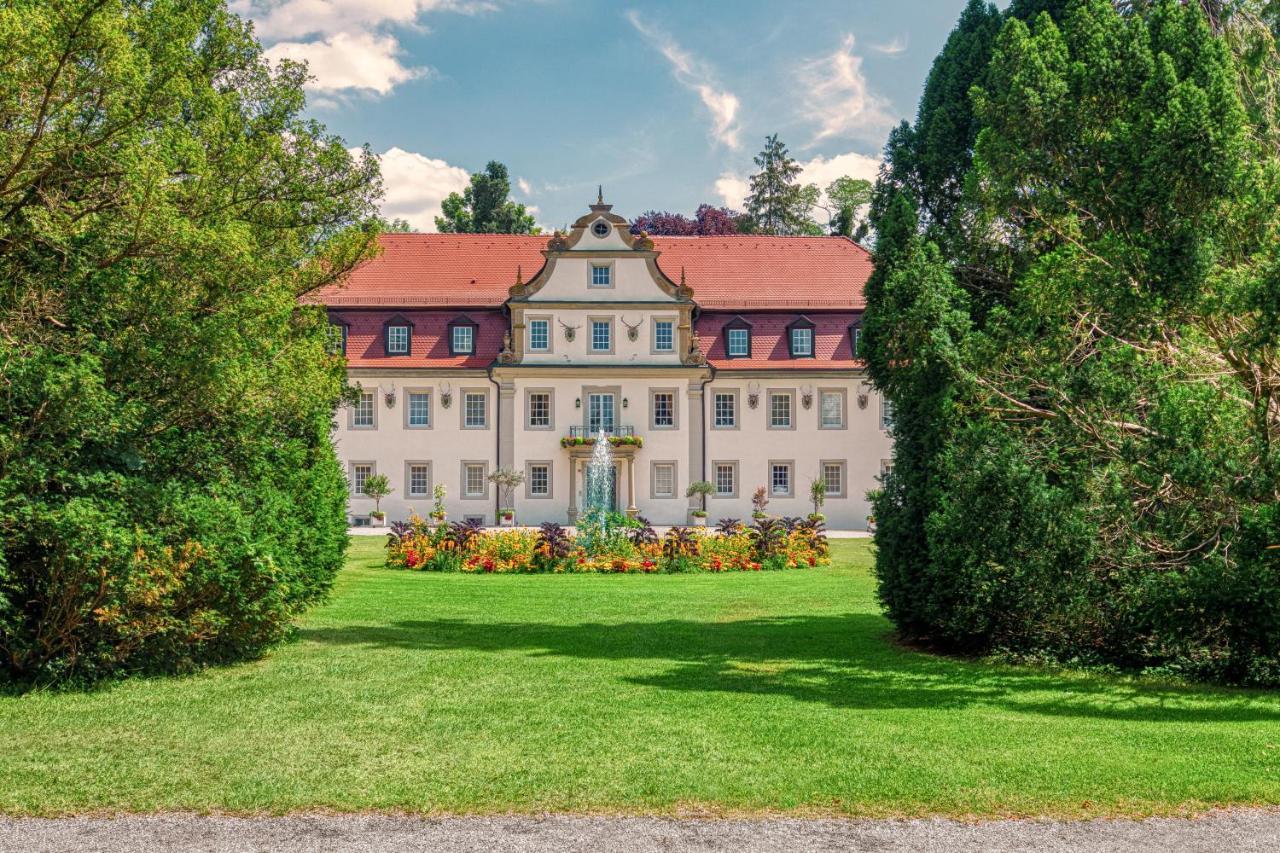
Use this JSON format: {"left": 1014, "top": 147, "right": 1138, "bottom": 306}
{"left": 232, "top": 1, "right": 989, "bottom": 230}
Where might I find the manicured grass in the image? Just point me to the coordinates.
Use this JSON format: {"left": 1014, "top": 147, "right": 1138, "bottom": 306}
{"left": 1, "top": 537, "right": 1278, "bottom": 818}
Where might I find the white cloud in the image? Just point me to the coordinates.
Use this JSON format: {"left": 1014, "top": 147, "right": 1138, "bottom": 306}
{"left": 714, "top": 150, "right": 882, "bottom": 213}
{"left": 516, "top": 177, "right": 532, "bottom": 196}
{"left": 714, "top": 172, "right": 749, "bottom": 210}
{"left": 235, "top": 0, "right": 494, "bottom": 40}
{"left": 869, "top": 35, "right": 907, "bottom": 56}
{"left": 798, "top": 34, "right": 896, "bottom": 144}
{"left": 626, "top": 11, "right": 741, "bottom": 149}
{"left": 361, "top": 146, "right": 472, "bottom": 231}
{"left": 266, "top": 31, "right": 424, "bottom": 94}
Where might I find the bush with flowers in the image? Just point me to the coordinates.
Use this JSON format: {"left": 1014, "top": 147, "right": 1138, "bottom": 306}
{"left": 386, "top": 513, "right": 830, "bottom": 575}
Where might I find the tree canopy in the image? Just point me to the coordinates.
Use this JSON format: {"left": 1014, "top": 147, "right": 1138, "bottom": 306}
{"left": 631, "top": 204, "right": 748, "bottom": 235}
{"left": 0, "top": 0, "right": 382, "bottom": 684}
{"left": 435, "top": 161, "right": 538, "bottom": 234}
{"left": 744, "top": 135, "right": 822, "bottom": 236}
{"left": 865, "top": 0, "right": 1280, "bottom": 685}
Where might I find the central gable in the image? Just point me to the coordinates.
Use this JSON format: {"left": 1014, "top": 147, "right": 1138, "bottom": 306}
{"left": 509, "top": 193, "right": 691, "bottom": 305}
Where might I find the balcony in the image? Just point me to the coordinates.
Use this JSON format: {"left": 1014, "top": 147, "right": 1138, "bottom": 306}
{"left": 567, "top": 424, "right": 636, "bottom": 439}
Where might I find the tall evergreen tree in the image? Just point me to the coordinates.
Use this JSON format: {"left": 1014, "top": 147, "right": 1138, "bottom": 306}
{"left": 436, "top": 161, "right": 538, "bottom": 234}
{"left": 744, "top": 135, "right": 819, "bottom": 235}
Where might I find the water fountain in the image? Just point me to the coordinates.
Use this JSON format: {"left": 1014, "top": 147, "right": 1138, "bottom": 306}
{"left": 578, "top": 430, "right": 615, "bottom": 553}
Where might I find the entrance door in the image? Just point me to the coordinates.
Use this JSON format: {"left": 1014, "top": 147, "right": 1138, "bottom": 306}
{"left": 587, "top": 393, "right": 616, "bottom": 435}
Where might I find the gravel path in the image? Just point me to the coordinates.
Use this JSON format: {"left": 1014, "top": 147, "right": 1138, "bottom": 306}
{"left": 3, "top": 810, "right": 1279, "bottom": 852}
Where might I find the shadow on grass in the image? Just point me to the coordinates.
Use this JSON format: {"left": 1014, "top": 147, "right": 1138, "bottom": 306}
{"left": 299, "top": 615, "right": 1280, "bottom": 723}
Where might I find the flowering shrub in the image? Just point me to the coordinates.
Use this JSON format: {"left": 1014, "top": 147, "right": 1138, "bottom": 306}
{"left": 559, "top": 434, "right": 644, "bottom": 449}
{"left": 386, "top": 513, "right": 829, "bottom": 574}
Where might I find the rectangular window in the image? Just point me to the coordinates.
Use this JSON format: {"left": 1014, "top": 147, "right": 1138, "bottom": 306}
{"left": 590, "top": 264, "right": 612, "bottom": 287}
{"left": 327, "top": 323, "right": 347, "bottom": 355}
{"left": 587, "top": 392, "right": 615, "bottom": 434}
{"left": 881, "top": 459, "right": 894, "bottom": 478}
{"left": 528, "top": 319, "right": 550, "bottom": 352}
{"left": 464, "top": 463, "right": 486, "bottom": 497}
{"left": 727, "top": 327, "right": 749, "bottom": 357}
{"left": 713, "top": 392, "right": 737, "bottom": 428}
{"left": 822, "top": 462, "right": 844, "bottom": 498}
{"left": 852, "top": 327, "right": 863, "bottom": 356}
{"left": 351, "top": 463, "right": 373, "bottom": 495}
{"left": 591, "top": 320, "right": 611, "bottom": 352}
{"left": 464, "top": 391, "right": 487, "bottom": 428}
{"left": 652, "top": 462, "right": 676, "bottom": 498}
{"left": 652, "top": 391, "right": 675, "bottom": 428}
{"left": 452, "top": 325, "right": 474, "bottom": 354}
{"left": 408, "top": 464, "right": 431, "bottom": 497}
{"left": 714, "top": 463, "right": 737, "bottom": 497}
{"left": 769, "top": 392, "right": 792, "bottom": 429}
{"left": 770, "top": 463, "right": 792, "bottom": 497}
{"left": 820, "top": 390, "right": 844, "bottom": 429}
{"left": 387, "top": 325, "right": 409, "bottom": 354}
{"left": 528, "top": 392, "right": 551, "bottom": 428}
{"left": 407, "top": 391, "right": 431, "bottom": 428}
{"left": 653, "top": 320, "right": 674, "bottom": 352}
{"left": 529, "top": 464, "right": 550, "bottom": 497}
{"left": 791, "top": 327, "right": 813, "bottom": 357}
{"left": 881, "top": 398, "right": 895, "bottom": 430}
{"left": 353, "top": 391, "right": 375, "bottom": 428}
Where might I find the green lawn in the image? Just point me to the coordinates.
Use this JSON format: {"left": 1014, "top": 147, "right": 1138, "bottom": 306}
{"left": 2, "top": 537, "right": 1278, "bottom": 818}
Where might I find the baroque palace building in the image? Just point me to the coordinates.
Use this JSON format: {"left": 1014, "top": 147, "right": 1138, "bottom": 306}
{"left": 305, "top": 195, "right": 892, "bottom": 529}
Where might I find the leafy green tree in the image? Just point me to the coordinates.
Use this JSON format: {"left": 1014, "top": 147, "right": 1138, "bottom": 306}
{"left": 867, "top": 0, "right": 1280, "bottom": 685}
{"left": 744, "top": 135, "right": 821, "bottom": 235}
{"left": 825, "top": 177, "right": 873, "bottom": 239}
{"left": 0, "top": 0, "right": 381, "bottom": 684}
{"left": 436, "top": 161, "right": 538, "bottom": 234}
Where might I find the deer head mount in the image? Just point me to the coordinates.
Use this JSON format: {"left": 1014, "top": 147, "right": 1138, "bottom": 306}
{"left": 621, "top": 315, "right": 642, "bottom": 342}
{"left": 559, "top": 319, "right": 581, "bottom": 342}
{"left": 800, "top": 385, "right": 814, "bottom": 410}
{"left": 383, "top": 383, "right": 397, "bottom": 408}
{"left": 857, "top": 381, "right": 870, "bottom": 410}
{"left": 439, "top": 380, "right": 453, "bottom": 409}
{"left": 747, "top": 382, "right": 761, "bottom": 410}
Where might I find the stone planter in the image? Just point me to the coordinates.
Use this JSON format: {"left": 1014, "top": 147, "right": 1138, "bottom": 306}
{"left": 369, "top": 513, "right": 386, "bottom": 527}
{"left": 691, "top": 515, "right": 708, "bottom": 527}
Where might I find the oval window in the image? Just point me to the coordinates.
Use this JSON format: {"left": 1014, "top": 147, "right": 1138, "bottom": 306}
{"left": 592, "top": 220, "right": 610, "bottom": 238}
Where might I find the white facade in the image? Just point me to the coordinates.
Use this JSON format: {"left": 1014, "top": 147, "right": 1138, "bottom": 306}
{"left": 332, "top": 200, "right": 892, "bottom": 529}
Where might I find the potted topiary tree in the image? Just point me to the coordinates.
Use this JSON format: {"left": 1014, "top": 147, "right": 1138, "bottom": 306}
{"left": 751, "top": 486, "right": 769, "bottom": 521}
{"left": 487, "top": 467, "right": 525, "bottom": 527}
{"left": 362, "top": 473, "right": 391, "bottom": 526}
{"left": 809, "top": 476, "right": 826, "bottom": 521}
{"left": 685, "top": 480, "right": 714, "bottom": 526}
{"left": 430, "top": 483, "right": 447, "bottom": 524}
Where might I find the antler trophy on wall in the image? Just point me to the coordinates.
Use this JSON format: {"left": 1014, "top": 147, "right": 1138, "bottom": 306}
{"left": 747, "top": 381, "right": 761, "bottom": 410}
{"left": 384, "top": 383, "right": 397, "bottom": 408}
{"left": 621, "top": 315, "right": 642, "bottom": 342}
{"left": 440, "top": 381, "right": 453, "bottom": 409}
{"left": 559, "top": 319, "right": 580, "bottom": 342}
{"left": 801, "top": 385, "right": 814, "bottom": 410}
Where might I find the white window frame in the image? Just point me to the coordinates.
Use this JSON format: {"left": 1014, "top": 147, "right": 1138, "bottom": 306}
{"left": 712, "top": 390, "right": 738, "bottom": 430}
{"left": 527, "top": 317, "right": 551, "bottom": 353}
{"left": 791, "top": 327, "right": 814, "bottom": 357}
{"left": 350, "top": 390, "right": 376, "bottom": 430}
{"left": 590, "top": 263, "right": 613, "bottom": 288}
{"left": 451, "top": 325, "right": 474, "bottom": 354}
{"left": 589, "top": 317, "right": 613, "bottom": 354}
{"left": 712, "top": 460, "right": 738, "bottom": 499}
{"left": 461, "top": 389, "right": 489, "bottom": 430}
{"left": 881, "top": 397, "right": 895, "bottom": 431}
{"left": 461, "top": 461, "right": 489, "bottom": 500}
{"left": 651, "top": 461, "right": 678, "bottom": 499}
{"left": 405, "top": 389, "right": 432, "bottom": 429}
{"left": 386, "top": 325, "right": 410, "bottom": 354}
{"left": 821, "top": 460, "right": 847, "bottom": 499}
{"left": 405, "top": 461, "right": 432, "bottom": 498}
{"left": 819, "top": 388, "right": 846, "bottom": 430}
{"left": 652, "top": 319, "right": 675, "bottom": 353}
{"left": 650, "top": 388, "right": 677, "bottom": 430}
{"left": 525, "top": 461, "right": 553, "bottom": 499}
{"left": 526, "top": 388, "right": 554, "bottom": 430}
{"left": 769, "top": 460, "right": 794, "bottom": 498}
{"left": 349, "top": 462, "right": 375, "bottom": 497}
{"left": 726, "top": 327, "right": 750, "bottom": 358}
{"left": 768, "top": 390, "right": 795, "bottom": 430}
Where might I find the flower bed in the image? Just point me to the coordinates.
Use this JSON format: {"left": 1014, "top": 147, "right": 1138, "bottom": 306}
{"left": 385, "top": 515, "right": 829, "bottom": 574}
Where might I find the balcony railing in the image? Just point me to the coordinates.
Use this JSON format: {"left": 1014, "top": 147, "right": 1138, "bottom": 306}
{"left": 568, "top": 424, "right": 636, "bottom": 439}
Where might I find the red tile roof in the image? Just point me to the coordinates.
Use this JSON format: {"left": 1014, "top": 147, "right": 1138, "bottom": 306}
{"left": 333, "top": 310, "right": 505, "bottom": 368}
{"left": 304, "top": 232, "right": 870, "bottom": 310}
{"left": 697, "top": 312, "right": 862, "bottom": 371}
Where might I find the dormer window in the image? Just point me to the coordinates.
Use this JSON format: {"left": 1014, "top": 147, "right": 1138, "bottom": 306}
{"left": 448, "top": 316, "right": 478, "bottom": 356}
{"left": 723, "top": 316, "right": 753, "bottom": 359}
{"left": 592, "top": 220, "right": 610, "bottom": 238}
{"left": 382, "top": 315, "right": 414, "bottom": 357}
{"left": 850, "top": 321, "right": 863, "bottom": 357}
{"left": 590, "top": 264, "right": 612, "bottom": 287}
{"left": 327, "top": 319, "right": 348, "bottom": 355}
{"left": 787, "top": 316, "right": 816, "bottom": 358}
